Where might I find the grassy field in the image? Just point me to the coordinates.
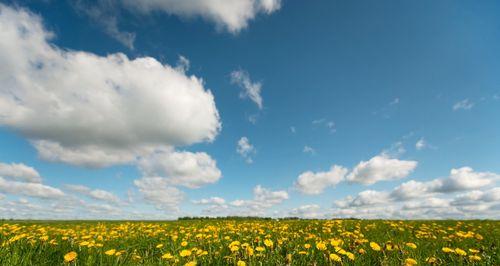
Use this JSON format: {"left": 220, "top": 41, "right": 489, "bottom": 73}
{"left": 0, "top": 219, "right": 498, "bottom": 265}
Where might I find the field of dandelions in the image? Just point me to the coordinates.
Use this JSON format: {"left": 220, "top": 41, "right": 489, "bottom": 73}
{"left": 0, "top": 219, "right": 498, "bottom": 265}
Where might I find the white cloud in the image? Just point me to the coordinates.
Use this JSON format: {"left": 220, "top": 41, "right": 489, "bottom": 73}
{"left": 0, "top": 162, "right": 41, "bottom": 183}
{"left": 335, "top": 190, "right": 391, "bottom": 208}
{"left": 453, "top": 99, "right": 474, "bottom": 110}
{"left": 133, "top": 177, "right": 185, "bottom": 211}
{"left": 0, "top": 4, "right": 221, "bottom": 168}
{"left": 435, "top": 167, "right": 498, "bottom": 192}
{"left": 312, "top": 119, "right": 336, "bottom": 133}
{"left": 236, "top": 137, "right": 256, "bottom": 163}
{"left": 122, "top": 0, "right": 281, "bottom": 33}
{"left": 138, "top": 149, "right": 222, "bottom": 189}
{"left": 295, "top": 165, "right": 348, "bottom": 195}
{"left": 192, "top": 196, "right": 225, "bottom": 205}
{"left": 303, "top": 145, "right": 315, "bottom": 154}
{"left": 65, "top": 184, "right": 121, "bottom": 204}
{"left": 0, "top": 177, "right": 64, "bottom": 199}
{"left": 415, "top": 138, "right": 427, "bottom": 150}
{"left": 231, "top": 70, "right": 263, "bottom": 109}
{"left": 253, "top": 185, "right": 288, "bottom": 204}
{"left": 346, "top": 155, "right": 417, "bottom": 185}
{"left": 288, "top": 204, "right": 324, "bottom": 219}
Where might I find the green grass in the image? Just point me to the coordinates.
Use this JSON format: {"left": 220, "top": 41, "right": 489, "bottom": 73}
{"left": 0, "top": 219, "right": 498, "bottom": 265}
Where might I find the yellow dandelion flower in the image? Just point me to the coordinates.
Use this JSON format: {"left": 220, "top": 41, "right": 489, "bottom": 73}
{"left": 185, "top": 261, "right": 197, "bottom": 266}
{"left": 264, "top": 239, "right": 273, "bottom": 247}
{"left": 162, "top": 253, "right": 174, "bottom": 259}
{"left": 370, "top": 242, "right": 381, "bottom": 251}
{"left": 442, "top": 247, "right": 454, "bottom": 253}
{"left": 156, "top": 244, "right": 164, "bottom": 248}
{"left": 255, "top": 246, "right": 265, "bottom": 252}
{"left": 181, "top": 241, "right": 188, "bottom": 247}
{"left": 316, "top": 242, "right": 327, "bottom": 251}
{"left": 455, "top": 248, "right": 466, "bottom": 256}
{"left": 104, "top": 249, "right": 116, "bottom": 256}
{"left": 358, "top": 248, "right": 366, "bottom": 254}
{"left": 426, "top": 257, "right": 437, "bottom": 264}
{"left": 329, "top": 253, "right": 342, "bottom": 262}
{"left": 237, "top": 260, "right": 246, "bottom": 266}
{"left": 180, "top": 249, "right": 192, "bottom": 257}
{"left": 469, "top": 255, "right": 481, "bottom": 261}
{"left": 64, "top": 251, "right": 77, "bottom": 263}
{"left": 406, "top": 243, "right": 417, "bottom": 249}
{"left": 405, "top": 258, "right": 417, "bottom": 266}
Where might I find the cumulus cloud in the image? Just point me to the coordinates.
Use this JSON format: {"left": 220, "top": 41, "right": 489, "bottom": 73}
{"left": 122, "top": 0, "right": 281, "bottom": 33}
{"left": 0, "top": 162, "right": 41, "bottom": 183}
{"left": 333, "top": 167, "right": 500, "bottom": 219}
{"left": 192, "top": 197, "right": 225, "bottom": 205}
{"left": 231, "top": 70, "right": 263, "bottom": 109}
{"left": 0, "top": 177, "right": 64, "bottom": 199}
{"left": 295, "top": 165, "right": 348, "bottom": 195}
{"left": 65, "top": 184, "right": 121, "bottom": 204}
{"left": 138, "top": 149, "right": 222, "bottom": 189}
{"left": 346, "top": 155, "right": 417, "bottom": 185}
{"left": 415, "top": 138, "right": 427, "bottom": 150}
{"left": 453, "top": 99, "right": 474, "bottom": 111}
{"left": 288, "top": 204, "right": 324, "bottom": 219}
{"left": 133, "top": 177, "right": 185, "bottom": 211}
{"left": 236, "top": 137, "right": 256, "bottom": 163}
{"left": 0, "top": 4, "right": 220, "bottom": 168}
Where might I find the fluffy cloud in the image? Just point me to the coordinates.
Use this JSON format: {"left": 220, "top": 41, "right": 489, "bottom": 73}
{"left": 0, "top": 177, "right": 64, "bottom": 199}
{"left": 237, "top": 137, "right": 256, "bottom": 163}
{"left": 0, "top": 162, "right": 41, "bottom": 183}
{"left": 231, "top": 70, "right": 263, "bottom": 109}
{"left": 288, "top": 204, "right": 325, "bottom": 219}
{"left": 295, "top": 165, "right": 348, "bottom": 195}
{"left": 0, "top": 4, "right": 220, "bottom": 168}
{"left": 346, "top": 155, "right": 417, "bottom": 185}
{"left": 453, "top": 99, "right": 474, "bottom": 111}
{"left": 65, "top": 184, "right": 121, "bottom": 204}
{"left": 435, "top": 167, "right": 498, "bottom": 192}
{"left": 133, "top": 177, "right": 185, "bottom": 211}
{"left": 415, "top": 138, "right": 427, "bottom": 150}
{"left": 138, "top": 150, "right": 221, "bottom": 189}
{"left": 192, "top": 197, "right": 225, "bottom": 205}
{"left": 123, "top": 0, "right": 281, "bottom": 33}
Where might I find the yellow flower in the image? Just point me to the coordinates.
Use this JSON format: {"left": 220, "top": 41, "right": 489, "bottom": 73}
{"left": 64, "top": 251, "right": 77, "bottom": 263}
{"left": 358, "top": 248, "right": 366, "bottom": 254}
{"left": 162, "top": 253, "right": 174, "bottom": 259}
{"left": 345, "top": 252, "right": 355, "bottom": 260}
{"left": 230, "top": 245, "right": 239, "bottom": 252}
{"left": 426, "top": 257, "right": 437, "bottom": 264}
{"left": 104, "top": 249, "right": 116, "bottom": 256}
{"left": 370, "top": 242, "right": 381, "bottom": 251}
{"left": 185, "top": 261, "right": 197, "bottom": 266}
{"left": 264, "top": 239, "right": 273, "bottom": 248}
{"left": 304, "top": 243, "right": 311, "bottom": 249}
{"left": 330, "top": 239, "right": 342, "bottom": 247}
{"left": 406, "top": 243, "right": 417, "bottom": 249}
{"left": 180, "top": 249, "right": 192, "bottom": 257}
{"left": 237, "top": 260, "right": 246, "bottom": 266}
{"left": 329, "top": 253, "right": 342, "bottom": 262}
{"left": 469, "top": 255, "right": 481, "bottom": 261}
{"left": 468, "top": 248, "right": 479, "bottom": 254}
{"left": 442, "top": 247, "right": 454, "bottom": 253}
{"left": 316, "top": 242, "right": 327, "bottom": 251}
{"left": 246, "top": 246, "right": 254, "bottom": 256}
{"left": 405, "top": 258, "right": 417, "bottom": 266}
{"left": 181, "top": 241, "right": 188, "bottom": 247}
{"left": 298, "top": 251, "right": 308, "bottom": 255}
{"left": 156, "top": 244, "right": 164, "bottom": 248}
{"left": 455, "top": 248, "right": 466, "bottom": 256}
{"left": 255, "top": 246, "right": 265, "bottom": 252}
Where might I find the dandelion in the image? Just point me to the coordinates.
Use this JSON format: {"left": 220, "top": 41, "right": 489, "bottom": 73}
{"left": 104, "top": 249, "right": 116, "bottom": 256}
{"left": 358, "top": 248, "right": 366, "bottom": 254}
{"left": 405, "top": 258, "right": 417, "bottom": 265}
{"left": 316, "top": 241, "right": 327, "bottom": 251}
{"left": 180, "top": 249, "right": 192, "bottom": 257}
{"left": 162, "top": 253, "right": 174, "bottom": 259}
{"left": 185, "top": 261, "right": 197, "bottom": 266}
{"left": 64, "top": 251, "right": 77, "bottom": 263}
{"left": 329, "top": 253, "right": 342, "bottom": 262}
{"left": 455, "top": 248, "right": 466, "bottom": 256}
{"left": 469, "top": 255, "right": 481, "bottom": 261}
{"left": 442, "top": 247, "right": 454, "bottom": 253}
{"left": 264, "top": 239, "right": 273, "bottom": 248}
{"left": 255, "top": 246, "right": 265, "bottom": 252}
{"left": 370, "top": 242, "right": 381, "bottom": 251}
{"left": 237, "top": 260, "right": 246, "bottom": 266}
{"left": 406, "top": 242, "right": 417, "bottom": 249}
{"left": 156, "top": 244, "right": 163, "bottom": 248}
{"left": 426, "top": 257, "right": 437, "bottom": 264}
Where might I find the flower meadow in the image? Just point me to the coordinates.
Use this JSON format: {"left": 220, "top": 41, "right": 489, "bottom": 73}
{"left": 0, "top": 219, "right": 498, "bottom": 265}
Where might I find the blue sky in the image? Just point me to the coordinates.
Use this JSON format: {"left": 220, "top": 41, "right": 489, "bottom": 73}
{"left": 0, "top": 0, "right": 499, "bottom": 219}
